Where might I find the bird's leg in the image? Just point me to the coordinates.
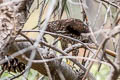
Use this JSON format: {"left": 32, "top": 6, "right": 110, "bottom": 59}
{"left": 60, "top": 39, "right": 70, "bottom": 63}
{"left": 61, "top": 39, "right": 68, "bottom": 50}
{"left": 71, "top": 48, "right": 79, "bottom": 69}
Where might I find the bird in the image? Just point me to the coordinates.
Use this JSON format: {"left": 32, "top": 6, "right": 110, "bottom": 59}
{"left": 46, "top": 18, "right": 90, "bottom": 56}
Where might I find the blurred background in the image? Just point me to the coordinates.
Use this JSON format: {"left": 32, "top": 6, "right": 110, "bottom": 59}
{"left": 1, "top": 0, "right": 120, "bottom": 80}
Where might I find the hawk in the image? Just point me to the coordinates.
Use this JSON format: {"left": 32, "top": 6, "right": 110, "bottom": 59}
{"left": 46, "top": 18, "right": 90, "bottom": 56}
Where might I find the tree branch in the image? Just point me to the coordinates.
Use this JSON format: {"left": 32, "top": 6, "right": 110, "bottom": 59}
{"left": 5, "top": 42, "right": 82, "bottom": 80}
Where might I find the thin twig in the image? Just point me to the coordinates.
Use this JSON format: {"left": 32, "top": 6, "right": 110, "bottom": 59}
{"left": 40, "top": 41, "right": 96, "bottom": 80}
{"left": 100, "top": 0, "right": 120, "bottom": 9}
{"left": 22, "top": 30, "right": 95, "bottom": 55}
{"left": 82, "top": 27, "right": 120, "bottom": 80}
